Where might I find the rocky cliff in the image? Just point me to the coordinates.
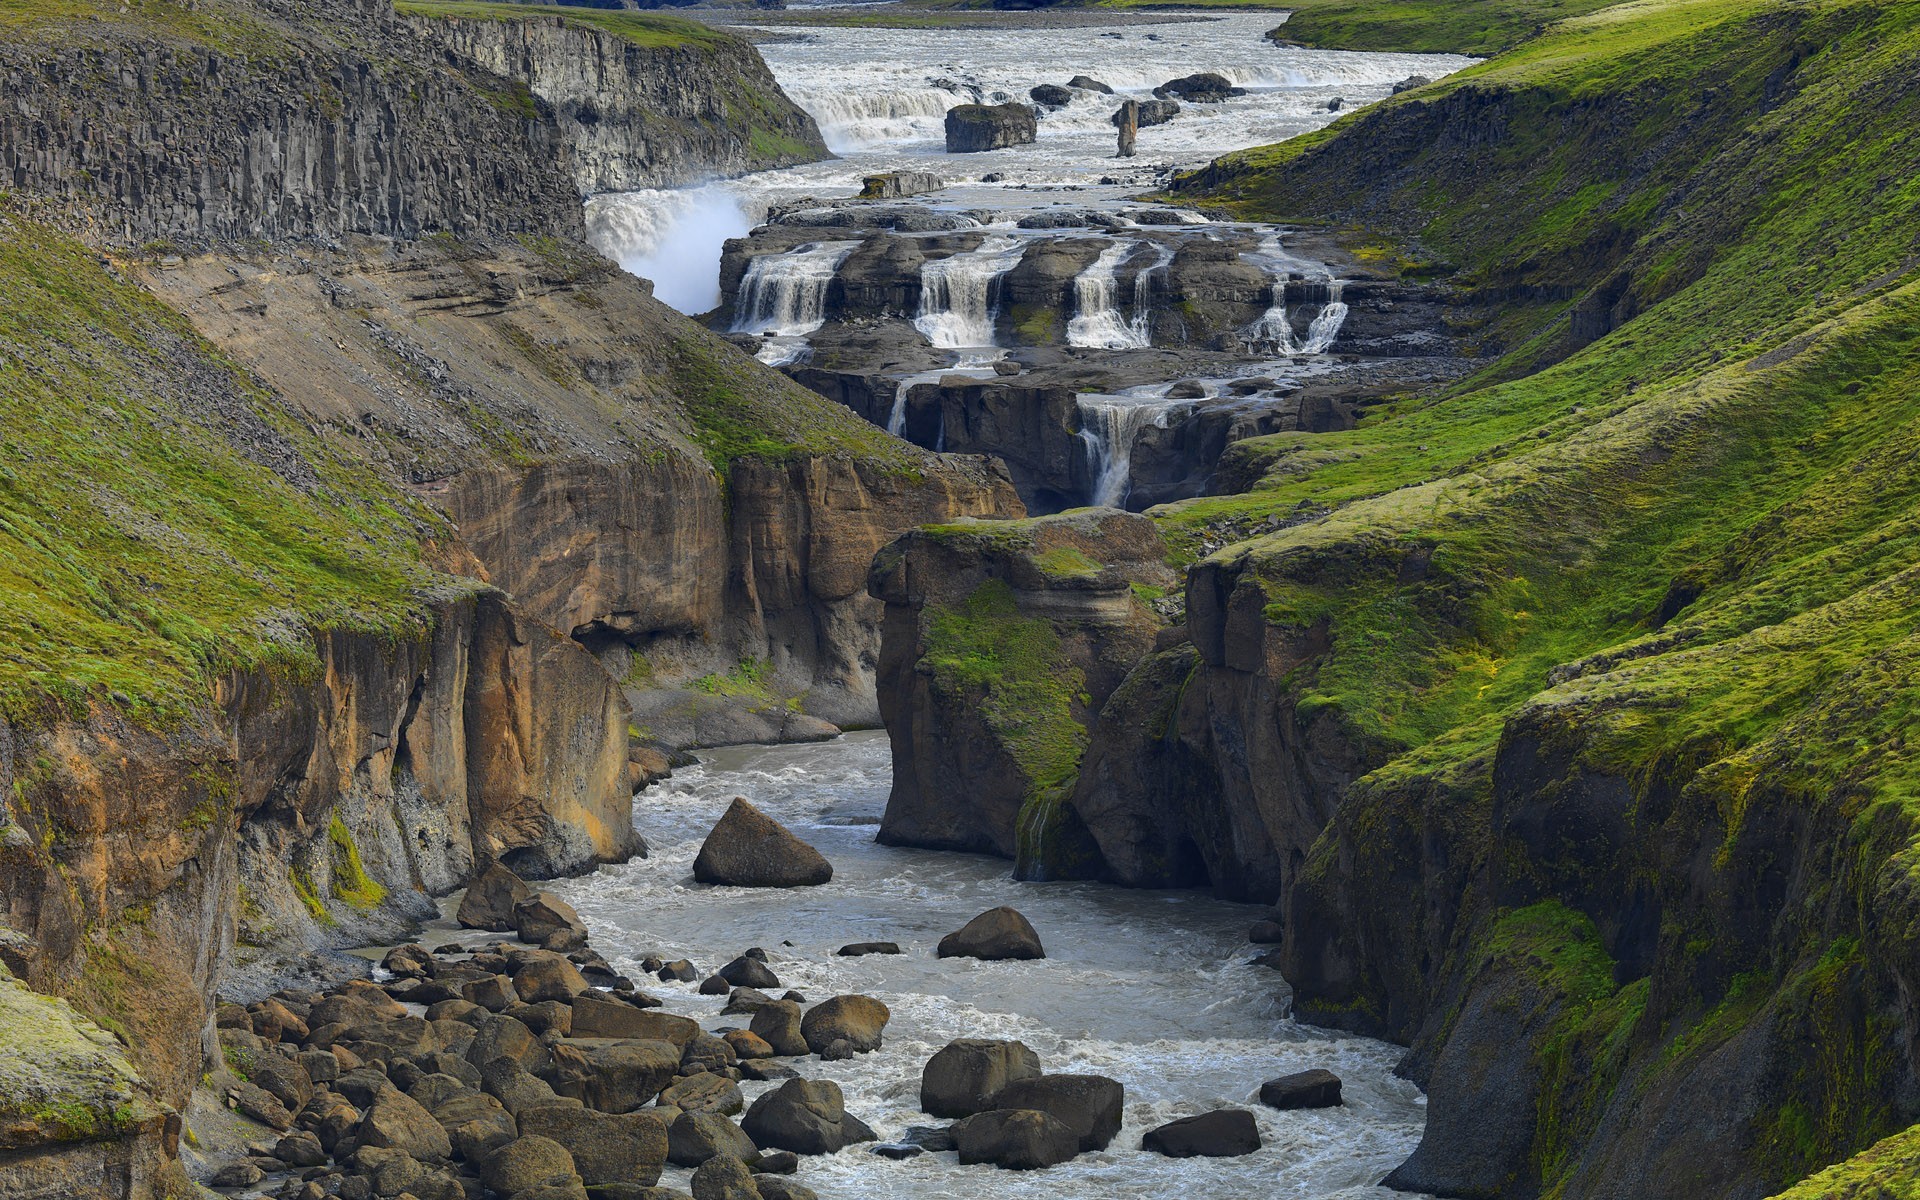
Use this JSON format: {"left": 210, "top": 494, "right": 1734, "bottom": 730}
{"left": 0, "top": 0, "right": 1012, "bottom": 1193}
{"left": 404, "top": 3, "right": 827, "bottom": 193}
{"left": 869, "top": 0, "right": 1920, "bottom": 1196}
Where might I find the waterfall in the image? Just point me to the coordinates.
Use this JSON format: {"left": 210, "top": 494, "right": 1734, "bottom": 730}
{"left": 886, "top": 352, "right": 1007, "bottom": 437}
{"left": 1076, "top": 392, "right": 1186, "bottom": 508}
{"left": 1125, "top": 241, "right": 1176, "bottom": 346}
{"left": 914, "top": 235, "right": 1028, "bottom": 349}
{"left": 730, "top": 240, "right": 861, "bottom": 365}
{"left": 1067, "top": 242, "right": 1150, "bottom": 351}
{"left": 1303, "top": 279, "right": 1349, "bottom": 353}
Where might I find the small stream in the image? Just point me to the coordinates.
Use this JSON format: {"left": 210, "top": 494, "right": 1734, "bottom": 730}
{"left": 536, "top": 732, "right": 1430, "bottom": 1200}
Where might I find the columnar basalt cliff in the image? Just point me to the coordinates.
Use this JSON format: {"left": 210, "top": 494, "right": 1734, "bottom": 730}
{"left": 406, "top": 6, "right": 828, "bottom": 193}
{"left": 866, "top": 0, "right": 1920, "bottom": 1197}
{"left": 0, "top": 0, "right": 1013, "bottom": 1193}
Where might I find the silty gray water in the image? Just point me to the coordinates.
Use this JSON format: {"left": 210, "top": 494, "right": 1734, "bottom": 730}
{"left": 544, "top": 732, "right": 1432, "bottom": 1200}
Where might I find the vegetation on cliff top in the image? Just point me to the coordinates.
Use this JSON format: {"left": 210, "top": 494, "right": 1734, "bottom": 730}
{"left": 1166, "top": 0, "right": 1920, "bottom": 1189}
{"left": 395, "top": 0, "right": 733, "bottom": 50}
{"left": 0, "top": 214, "right": 453, "bottom": 721}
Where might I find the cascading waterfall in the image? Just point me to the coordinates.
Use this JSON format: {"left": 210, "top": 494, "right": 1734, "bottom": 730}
{"left": 913, "top": 235, "right": 1028, "bottom": 350}
{"left": 1068, "top": 242, "right": 1151, "bottom": 351}
{"left": 1077, "top": 391, "right": 1193, "bottom": 508}
{"left": 730, "top": 240, "right": 861, "bottom": 366}
{"left": 1303, "top": 278, "right": 1350, "bottom": 353}
{"left": 1125, "top": 241, "right": 1177, "bottom": 346}
{"left": 885, "top": 352, "right": 1006, "bottom": 437}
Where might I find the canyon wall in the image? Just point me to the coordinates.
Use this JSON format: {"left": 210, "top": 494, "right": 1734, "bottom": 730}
{"left": 410, "top": 9, "right": 827, "bottom": 193}
{"left": 865, "top": 1, "right": 1920, "bottom": 1197}
{"left": 0, "top": 1, "right": 1009, "bottom": 1193}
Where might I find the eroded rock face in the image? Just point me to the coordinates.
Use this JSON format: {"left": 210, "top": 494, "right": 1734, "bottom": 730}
{"left": 868, "top": 510, "right": 1172, "bottom": 864}
{"left": 945, "top": 103, "right": 1038, "bottom": 152}
{"left": 411, "top": 13, "right": 827, "bottom": 194}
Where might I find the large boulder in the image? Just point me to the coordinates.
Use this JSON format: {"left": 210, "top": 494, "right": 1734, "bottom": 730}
{"left": 987, "top": 1075, "right": 1123, "bottom": 1151}
{"left": 667, "top": 1110, "right": 759, "bottom": 1167}
{"left": 480, "top": 1134, "right": 580, "bottom": 1196}
{"left": 741, "top": 1078, "right": 877, "bottom": 1155}
{"left": 718, "top": 955, "right": 780, "bottom": 990}
{"left": 1067, "top": 74, "right": 1113, "bottom": 93}
{"left": 518, "top": 1102, "right": 668, "bottom": 1186}
{"left": 1141, "top": 1109, "right": 1261, "bottom": 1157}
{"left": 1152, "top": 72, "right": 1245, "bottom": 102}
{"left": 1112, "top": 99, "right": 1179, "bottom": 128}
{"left": 921, "top": 1038, "right": 1043, "bottom": 1117}
{"left": 546, "top": 1039, "right": 681, "bottom": 1113}
{"left": 800, "top": 995, "right": 889, "bottom": 1055}
{"left": 458, "top": 862, "right": 534, "bottom": 931}
{"left": 748, "top": 1000, "right": 809, "bottom": 1057}
{"left": 858, "top": 171, "right": 943, "bottom": 200}
{"left": 516, "top": 892, "right": 590, "bottom": 951}
{"left": 348, "top": 1092, "right": 453, "bottom": 1162}
{"left": 692, "top": 798, "right": 834, "bottom": 888}
{"left": 660, "top": 1071, "right": 745, "bottom": 1116}
{"left": 513, "top": 952, "right": 590, "bottom": 1003}
{"left": 937, "top": 907, "right": 1045, "bottom": 960}
{"left": 691, "top": 1154, "right": 760, "bottom": 1200}
{"left": 945, "top": 103, "right": 1038, "bottom": 153}
{"left": 571, "top": 993, "right": 699, "bottom": 1047}
{"left": 1029, "top": 83, "right": 1073, "bottom": 108}
{"left": 1260, "top": 1068, "right": 1343, "bottom": 1110}
{"left": 952, "top": 1108, "right": 1080, "bottom": 1169}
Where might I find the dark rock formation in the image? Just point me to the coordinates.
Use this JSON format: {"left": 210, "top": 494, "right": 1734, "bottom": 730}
{"left": 952, "top": 1108, "right": 1080, "bottom": 1169}
{"left": 411, "top": 9, "right": 827, "bottom": 193}
{"left": 987, "top": 1075, "right": 1124, "bottom": 1152}
{"left": 740, "top": 1079, "right": 877, "bottom": 1155}
{"left": 799, "top": 995, "right": 890, "bottom": 1054}
{"left": 869, "top": 511, "right": 1172, "bottom": 866}
{"left": 692, "top": 798, "right": 834, "bottom": 887}
{"left": 921, "top": 1038, "right": 1044, "bottom": 1117}
{"left": 1153, "top": 72, "right": 1245, "bottom": 102}
{"left": 945, "top": 103, "right": 1038, "bottom": 152}
{"left": 937, "top": 908, "right": 1047, "bottom": 961}
{"left": 858, "top": 171, "right": 944, "bottom": 200}
{"left": 1113, "top": 99, "right": 1180, "bottom": 128}
{"left": 1260, "top": 1068, "right": 1342, "bottom": 1110}
{"left": 1030, "top": 83, "right": 1074, "bottom": 108}
{"left": 1141, "top": 1110, "right": 1261, "bottom": 1158}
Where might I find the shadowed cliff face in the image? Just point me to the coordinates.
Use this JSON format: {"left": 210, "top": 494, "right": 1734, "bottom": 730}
{"left": 409, "top": 9, "right": 829, "bottom": 192}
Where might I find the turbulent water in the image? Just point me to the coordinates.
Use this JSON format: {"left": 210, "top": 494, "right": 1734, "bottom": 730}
{"left": 541, "top": 733, "right": 1431, "bottom": 1200}
{"left": 586, "top": 14, "right": 1472, "bottom": 310}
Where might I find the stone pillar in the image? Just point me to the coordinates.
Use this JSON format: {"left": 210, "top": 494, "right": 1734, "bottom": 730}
{"left": 1117, "top": 100, "right": 1138, "bottom": 158}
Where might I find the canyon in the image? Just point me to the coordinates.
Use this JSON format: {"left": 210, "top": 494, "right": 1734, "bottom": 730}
{"left": 3, "top": 0, "right": 1919, "bottom": 1199}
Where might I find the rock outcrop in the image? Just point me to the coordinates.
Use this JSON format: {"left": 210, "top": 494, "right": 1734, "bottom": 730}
{"left": 868, "top": 510, "right": 1172, "bottom": 870}
{"left": 944, "top": 103, "right": 1038, "bottom": 152}
{"left": 692, "top": 799, "right": 834, "bottom": 888}
{"left": 409, "top": 10, "right": 827, "bottom": 194}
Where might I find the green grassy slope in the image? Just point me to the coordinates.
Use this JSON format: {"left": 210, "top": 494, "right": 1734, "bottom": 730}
{"left": 1168, "top": 0, "right": 1920, "bottom": 1191}
{"left": 1101, "top": 0, "right": 1620, "bottom": 53}
{"left": 0, "top": 215, "right": 451, "bottom": 721}
{"left": 395, "top": 0, "right": 733, "bottom": 49}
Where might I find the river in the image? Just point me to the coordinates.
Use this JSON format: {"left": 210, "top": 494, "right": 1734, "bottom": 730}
{"left": 585, "top": 11, "right": 1472, "bottom": 310}
{"left": 534, "top": 732, "right": 1431, "bottom": 1199}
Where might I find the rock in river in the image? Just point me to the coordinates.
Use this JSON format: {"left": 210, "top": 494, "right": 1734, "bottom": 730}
{"left": 953, "top": 1108, "right": 1081, "bottom": 1170}
{"left": 692, "top": 798, "right": 833, "bottom": 887}
{"left": 741, "top": 1078, "right": 878, "bottom": 1155}
{"left": 1153, "top": 72, "right": 1245, "bottom": 102}
{"left": 987, "top": 1074, "right": 1124, "bottom": 1152}
{"left": 1260, "top": 1067, "right": 1343, "bottom": 1109}
{"left": 937, "top": 906, "right": 1045, "bottom": 960}
{"left": 921, "top": 1038, "right": 1043, "bottom": 1118}
{"left": 945, "top": 102, "right": 1037, "bottom": 152}
{"left": 1141, "top": 1109, "right": 1262, "bottom": 1158}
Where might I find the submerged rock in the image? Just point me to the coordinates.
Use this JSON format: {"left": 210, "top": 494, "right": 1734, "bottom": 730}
{"left": 1141, "top": 1109, "right": 1261, "bottom": 1157}
{"left": 937, "top": 906, "right": 1046, "bottom": 961}
{"left": 692, "top": 798, "right": 834, "bottom": 888}
{"left": 835, "top": 941, "right": 902, "bottom": 957}
{"left": 1153, "top": 72, "right": 1245, "bottom": 102}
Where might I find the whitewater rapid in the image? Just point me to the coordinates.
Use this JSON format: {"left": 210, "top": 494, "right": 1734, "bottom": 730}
{"left": 527, "top": 733, "right": 1431, "bottom": 1200}
{"left": 587, "top": 13, "right": 1472, "bottom": 311}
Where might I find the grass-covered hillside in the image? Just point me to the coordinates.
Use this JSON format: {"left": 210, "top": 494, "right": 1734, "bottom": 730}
{"left": 1166, "top": 0, "right": 1920, "bottom": 1194}
{"left": 1101, "top": 0, "right": 1621, "bottom": 53}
